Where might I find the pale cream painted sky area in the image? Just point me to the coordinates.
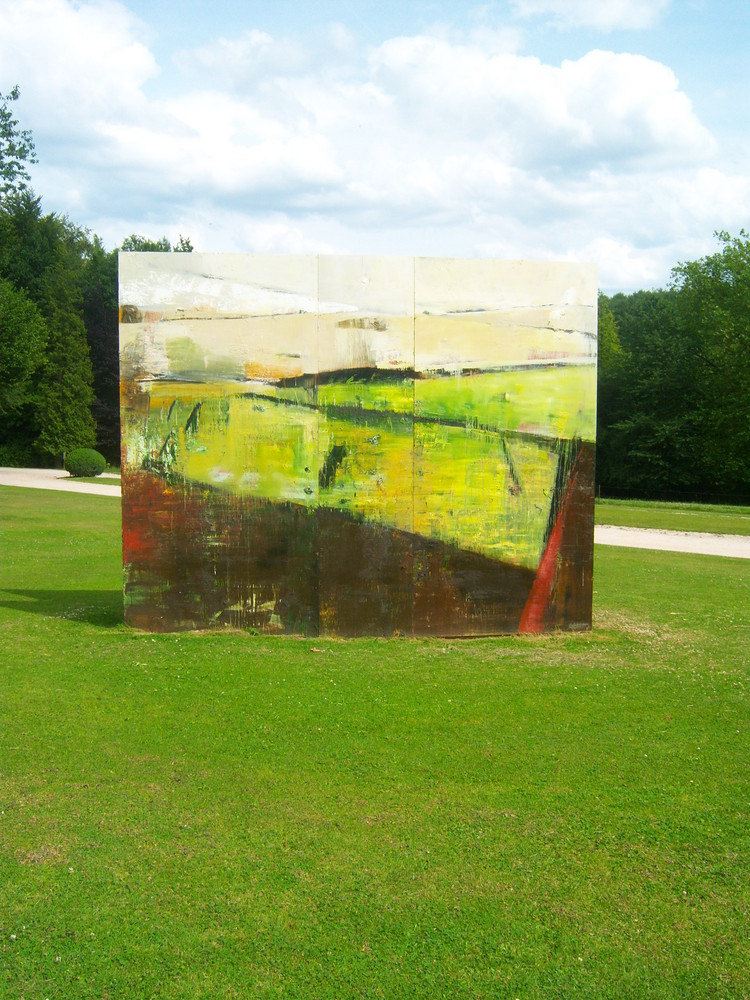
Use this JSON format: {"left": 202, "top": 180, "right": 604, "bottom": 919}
{"left": 119, "top": 253, "right": 597, "bottom": 378}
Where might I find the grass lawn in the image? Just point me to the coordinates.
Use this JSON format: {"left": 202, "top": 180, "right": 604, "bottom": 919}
{"left": 67, "top": 476, "right": 121, "bottom": 486}
{"left": 1, "top": 486, "right": 748, "bottom": 998}
{"left": 596, "top": 497, "right": 750, "bottom": 535}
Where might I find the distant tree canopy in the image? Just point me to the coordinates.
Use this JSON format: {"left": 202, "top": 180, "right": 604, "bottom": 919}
{"left": 0, "top": 192, "right": 95, "bottom": 463}
{"left": 121, "top": 233, "right": 193, "bottom": 252}
{"left": 597, "top": 231, "right": 750, "bottom": 500}
{"left": 81, "top": 237, "right": 119, "bottom": 460}
{"left": 0, "top": 278, "right": 48, "bottom": 421}
{"left": 673, "top": 231, "right": 750, "bottom": 494}
{"left": 0, "top": 86, "right": 36, "bottom": 200}
{"left": 0, "top": 90, "right": 97, "bottom": 463}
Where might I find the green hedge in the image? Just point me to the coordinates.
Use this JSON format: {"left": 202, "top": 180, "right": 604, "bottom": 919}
{"left": 0, "top": 441, "right": 41, "bottom": 468}
{"left": 66, "top": 448, "right": 106, "bottom": 478}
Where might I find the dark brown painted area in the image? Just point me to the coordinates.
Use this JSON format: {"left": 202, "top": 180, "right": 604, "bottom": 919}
{"left": 317, "top": 512, "right": 414, "bottom": 636}
{"left": 123, "top": 472, "right": 319, "bottom": 634}
{"left": 123, "top": 472, "right": 549, "bottom": 635}
{"left": 122, "top": 441, "right": 594, "bottom": 636}
{"left": 544, "top": 440, "right": 596, "bottom": 630}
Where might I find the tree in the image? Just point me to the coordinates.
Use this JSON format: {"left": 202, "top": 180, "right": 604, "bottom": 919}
{"left": 0, "top": 280, "right": 49, "bottom": 464}
{"left": 672, "top": 231, "right": 750, "bottom": 494}
{"left": 34, "top": 303, "right": 96, "bottom": 459}
{"left": 598, "top": 289, "right": 702, "bottom": 495}
{"left": 597, "top": 294, "right": 624, "bottom": 378}
{"left": 80, "top": 237, "right": 120, "bottom": 461}
{"left": 121, "top": 233, "right": 172, "bottom": 252}
{"left": 0, "top": 86, "right": 37, "bottom": 201}
{"left": 0, "top": 280, "right": 47, "bottom": 416}
{"left": 595, "top": 294, "right": 625, "bottom": 491}
{"left": 120, "top": 233, "right": 193, "bottom": 252}
{"left": 0, "top": 192, "right": 96, "bottom": 461}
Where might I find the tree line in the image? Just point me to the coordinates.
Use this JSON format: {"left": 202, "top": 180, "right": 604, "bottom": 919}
{"left": 598, "top": 232, "right": 750, "bottom": 501}
{"left": 1, "top": 87, "right": 748, "bottom": 500}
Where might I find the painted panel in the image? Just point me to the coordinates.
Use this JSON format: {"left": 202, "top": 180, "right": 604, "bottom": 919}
{"left": 120, "top": 254, "right": 320, "bottom": 633}
{"left": 314, "top": 256, "right": 416, "bottom": 634}
{"left": 410, "top": 258, "right": 596, "bottom": 633}
{"left": 120, "top": 253, "right": 596, "bottom": 635}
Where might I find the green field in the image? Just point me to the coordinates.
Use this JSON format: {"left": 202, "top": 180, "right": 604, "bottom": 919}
{"left": 1, "top": 487, "right": 748, "bottom": 998}
{"left": 313, "top": 365, "right": 597, "bottom": 442}
{"left": 596, "top": 498, "right": 750, "bottom": 535}
{"left": 128, "top": 377, "right": 567, "bottom": 568}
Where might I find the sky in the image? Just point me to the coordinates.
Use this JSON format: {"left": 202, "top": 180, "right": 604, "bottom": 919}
{"left": 1, "top": 0, "right": 749, "bottom": 291}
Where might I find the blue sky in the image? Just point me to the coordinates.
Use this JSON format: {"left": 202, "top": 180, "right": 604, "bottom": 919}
{"left": 1, "top": 0, "right": 748, "bottom": 289}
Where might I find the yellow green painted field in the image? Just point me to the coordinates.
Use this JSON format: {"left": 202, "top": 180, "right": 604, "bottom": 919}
{"left": 124, "top": 366, "right": 592, "bottom": 569}
{"left": 313, "top": 364, "right": 596, "bottom": 441}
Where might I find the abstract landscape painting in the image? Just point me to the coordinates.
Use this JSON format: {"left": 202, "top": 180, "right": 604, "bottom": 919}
{"left": 119, "top": 253, "right": 597, "bottom": 635}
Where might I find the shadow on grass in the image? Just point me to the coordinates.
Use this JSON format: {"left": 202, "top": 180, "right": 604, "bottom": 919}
{"left": 0, "top": 589, "right": 123, "bottom": 627}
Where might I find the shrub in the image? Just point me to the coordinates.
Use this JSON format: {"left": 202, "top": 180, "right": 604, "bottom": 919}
{"left": 0, "top": 441, "right": 41, "bottom": 468}
{"left": 66, "top": 448, "right": 106, "bottom": 478}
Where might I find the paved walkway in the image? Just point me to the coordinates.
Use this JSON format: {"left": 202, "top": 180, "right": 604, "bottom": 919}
{"left": 594, "top": 524, "right": 750, "bottom": 560}
{"left": 0, "top": 466, "right": 121, "bottom": 497}
{"left": 2, "top": 467, "right": 749, "bottom": 559}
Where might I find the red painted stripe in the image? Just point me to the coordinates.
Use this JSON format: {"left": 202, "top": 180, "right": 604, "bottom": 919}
{"left": 519, "top": 448, "right": 582, "bottom": 633}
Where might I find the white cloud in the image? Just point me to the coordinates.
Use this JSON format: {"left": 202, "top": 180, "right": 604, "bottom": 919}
{"left": 0, "top": 0, "right": 156, "bottom": 138}
{"left": 578, "top": 236, "right": 672, "bottom": 288}
{"left": 368, "top": 38, "right": 713, "bottom": 170}
{"left": 511, "top": 0, "right": 670, "bottom": 32}
{"left": 0, "top": 0, "right": 744, "bottom": 290}
{"left": 102, "top": 90, "right": 345, "bottom": 196}
{"left": 175, "top": 29, "right": 311, "bottom": 88}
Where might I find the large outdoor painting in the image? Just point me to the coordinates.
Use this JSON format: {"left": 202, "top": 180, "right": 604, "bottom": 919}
{"left": 119, "top": 253, "right": 597, "bottom": 635}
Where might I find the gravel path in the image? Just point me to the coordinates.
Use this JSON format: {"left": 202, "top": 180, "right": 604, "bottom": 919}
{"left": 594, "top": 525, "right": 750, "bottom": 559}
{"left": 0, "top": 466, "right": 121, "bottom": 497}
{"left": 2, "top": 467, "right": 748, "bottom": 559}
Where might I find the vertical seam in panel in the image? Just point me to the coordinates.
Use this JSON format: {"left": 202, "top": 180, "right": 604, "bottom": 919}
{"left": 315, "top": 253, "right": 321, "bottom": 636}
{"left": 412, "top": 256, "right": 416, "bottom": 541}
{"left": 412, "top": 256, "right": 416, "bottom": 637}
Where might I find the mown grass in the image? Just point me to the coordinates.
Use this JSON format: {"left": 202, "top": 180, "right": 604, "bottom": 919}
{"left": 596, "top": 497, "right": 750, "bottom": 535}
{"left": 68, "top": 476, "right": 121, "bottom": 486}
{"left": 1, "top": 486, "right": 748, "bottom": 998}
